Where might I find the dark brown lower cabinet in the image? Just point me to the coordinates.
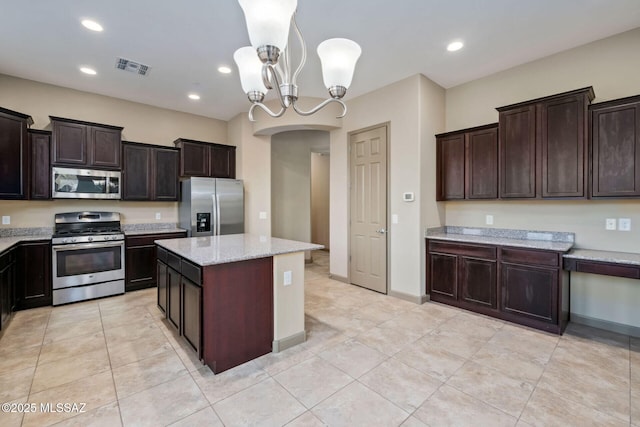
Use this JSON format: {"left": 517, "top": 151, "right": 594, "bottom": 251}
{"left": 16, "top": 241, "right": 51, "bottom": 309}
{"left": 427, "top": 240, "right": 497, "bottom": 317}
{"left": 182, "top": 277, "right": 201, "bottom": 354}
{"left": 156, "top": 245, "right": 273, "bottom": 373}
{"left": 167, "top": 265, "right": 181, "bottom": 331}
{"left": 125, "top": 232, "right": 187, "bottom": 292}
{"left": 0, "top": 248, "right": 16, "bottom": 334}
{"left": 157, "top": 260, "right": 167, "bottom": 314}
{"left": 426, "top": 239, "right": 568, "bottom": 334}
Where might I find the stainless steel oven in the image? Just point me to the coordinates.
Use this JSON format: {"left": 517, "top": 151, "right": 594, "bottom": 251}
{"left": 51, "top": 212, "right": 125, "bottom": 305}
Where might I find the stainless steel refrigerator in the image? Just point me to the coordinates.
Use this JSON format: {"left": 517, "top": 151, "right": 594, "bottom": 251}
{"left": 179, "top": 178, "right": 244, "bottom": 237}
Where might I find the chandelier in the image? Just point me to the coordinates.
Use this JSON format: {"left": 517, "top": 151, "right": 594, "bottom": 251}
{"left": 234, "top": 0, "right": 361, "bottom": 121}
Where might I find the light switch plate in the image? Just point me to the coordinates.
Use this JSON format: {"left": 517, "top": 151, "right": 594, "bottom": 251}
{"left": 1, "top": 216, "right": 9, "bottom": 225}
{"left": 618, "top": 218, "right": 631, "bottom": 231}
{"left": 155, "top": 212, "right": 161, "bottom": 220}
{"left": 485, "top": 215, "right": 494, "bottom": 225}
{"left": 283, "top": 270, "right": 292, "bottom": 286}
{"left": 392, "top": 214, "right": 398, "bottom": 224}
{"left": 259, "top": 211, "right": 267, "bottom": 220}
{"left": 605, "top": 218, "right": 616, "bottom": 230}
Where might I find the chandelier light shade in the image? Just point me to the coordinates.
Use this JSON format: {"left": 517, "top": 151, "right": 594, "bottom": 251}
{"left": 317, "top": 38, "right": 362, "bottom": 90}
{"left": 238, "top": 0, "right": 296, "bottom": 53}
{"left": 234, "top": 0, "right": 361, "bottom": 121}
{"left": 233, "top": 46, "right": 268, "bottom": 101}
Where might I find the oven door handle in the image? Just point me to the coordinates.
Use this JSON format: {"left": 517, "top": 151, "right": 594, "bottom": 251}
{"left": 52, "top": 242, "right": 124, "bottom": 252}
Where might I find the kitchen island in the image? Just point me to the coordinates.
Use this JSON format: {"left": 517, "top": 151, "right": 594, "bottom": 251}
{"left": 155, "top": 234, "right": 322, "bottom": 373}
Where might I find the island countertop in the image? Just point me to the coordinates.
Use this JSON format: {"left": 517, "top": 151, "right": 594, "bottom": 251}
{"left": 155, "top": 233, "right": 323, "bottom": 266}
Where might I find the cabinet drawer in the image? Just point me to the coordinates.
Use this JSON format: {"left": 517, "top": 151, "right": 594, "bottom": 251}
{"left": 500, "top": 247, "right": 559, "bottom": 267}
{"left": 157, "top": 247, "right": 168, "bottom": 263}
{"left": 181, "top": 260, "right": 202, "bottom": 286}
{"left": 126, "top": 235, "right": 156, "bottom": 247}
{"left": 167, "top": 251, "right": 181, "bottom": 272}
{"left": 428, "top": 241, "right": 496, "bottom": 260}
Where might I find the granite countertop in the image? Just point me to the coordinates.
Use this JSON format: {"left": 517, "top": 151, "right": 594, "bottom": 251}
{"left": 0, "top": 234, "right": 53, "bottom": 254}
{"left": 425, "top": 226, "right": 575, "bottom": 252}
{"left": 124, "top": 228, "right": 187, "bottom": 236}
{"left": 156, "top": 234, "right": 323, "bottom": 266}
{"left": 563, "top": 249, "right": 640, "bottom": 266}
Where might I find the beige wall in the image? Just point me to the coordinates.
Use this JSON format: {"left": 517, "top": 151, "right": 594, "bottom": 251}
{"left": 330, "top": 74, "right": 445, "bottom": 297}
{"left": 444, "top": 28, "right": 640, "bottom": 329}
{"left": 0, "top": 74, "right": 227, "bottom": 146}
{"left": 229, "top": 113, "right": 271, "bottom": 236}
{"left": 311, "top": 153, "right": 330, "bottom": 249}
{"left": 0, "top": 73, "right": 228, "bottom": 227}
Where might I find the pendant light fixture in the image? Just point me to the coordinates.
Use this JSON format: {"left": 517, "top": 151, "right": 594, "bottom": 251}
{"left": 234, "top": 0, "right": 361, "bottom": 121}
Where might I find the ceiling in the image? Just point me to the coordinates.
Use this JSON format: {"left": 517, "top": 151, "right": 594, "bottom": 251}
{"left": 1, "top": 0, "right": 639, "bottom": 122}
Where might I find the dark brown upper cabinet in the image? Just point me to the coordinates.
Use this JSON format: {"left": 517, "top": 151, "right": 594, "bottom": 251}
{"left": 122, "top": 141, "right": 179, "bottom": 201}
{"left": 28, "top": 129, "right": 51, "bottom": 200}
{"left": 174, "top": 138, "right": 236, "bottom": 179}
{"left": 590, "top": 94, "right": 640, "bottom": 198}
{"left": 50, "top": 116, "right": 123, "bottom": 170}
{"left": 497, "top": 87, "right": 594, "bottom": 199}
{"left": 436, "top": 124, "right": 498, "bottom": 201}
{"left": 0, "top": 107, "right": 32, "bottom": 200}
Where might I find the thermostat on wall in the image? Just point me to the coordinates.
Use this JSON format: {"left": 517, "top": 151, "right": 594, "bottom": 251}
{"left": 402, "top": 192, "right": 415, "bottom": 202}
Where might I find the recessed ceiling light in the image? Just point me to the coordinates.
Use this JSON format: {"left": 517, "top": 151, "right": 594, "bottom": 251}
{"left": 81, "top": 19, "right": 103, "bottom": 32}
{"left": 80, "top": 67, "right": 97, "bottom": 75}
{"left": 447, "top": 41, "right": 464, "bottom": 52}
{"left": 188, "top": 93, "right": 201, "bottom": 100}
{"left": 218, "top": 66, "right": 232, "bottom": 74}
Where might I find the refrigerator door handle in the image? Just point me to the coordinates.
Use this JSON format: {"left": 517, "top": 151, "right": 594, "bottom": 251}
{"left": 216, "top": 194, "right": 221, "bottom": 235}
{"left": 212, "top": 194, "right": 217, "bottom": 236}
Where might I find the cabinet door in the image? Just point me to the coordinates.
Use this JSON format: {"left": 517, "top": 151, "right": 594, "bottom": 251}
{"left": 182, "top": 277, "right": 201, "bottom": 354}
{"left": 125, "top": 244, "right": 156, "bottom": 292}
{"left": 0, "top": 250, "right": 15, "bottom": 331}
{"left": 459, "top": 257, "right": 497, "bottom": 310}
{"left": 167, "top": 267, "right": 181, "bottom": 331}
{"left": 467, "top": 127, "right": 498, "bottom": 199}
{"left": 52, "top": 121, "right": 87, "bottom": 165}
{"left": 122, "top": 144, "right": 152, "bottom": 200}
{"left": 499, "top": 105, "right": 536, "bottom": 198}
{"left": 540, "top": 95, "right": 587, "bottom": 198}
{"left": 210, "top": 145, "right": 236, "bottom": 179}
{"left": 29, "top": 131, "right": 51, "bottom": 200}
{"left": 90, "top": 126, "right": 121, "bottom": 169}
{"left": 0, "top": 113, "right": 28, "bottom": 199}
{"left": 16, "top": 242, "right": 51, "bottom": 309}
{"left": 428, "top": 252, "right": 457, "bottom": 302}
{"left": 436, "top": 134, "right": 465, "bottom": 200}
{"left": 180, "top": 141, "right": 209, "bottom": 177}
{"left": 154, "top": 148, "right": 179, "bottom": 200}
{"left": 157, "top": 260, "right": 167, "bottom": 314}
{"left": 591, "top": 100, "right": 640, "bottom": 197}
{"left": 500, "top": 263, "right": 558, "bottom": 324}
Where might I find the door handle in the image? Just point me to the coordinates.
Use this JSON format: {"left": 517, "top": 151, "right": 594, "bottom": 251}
{"left": 376, "top": 228, "right": 387, "bottom": 234}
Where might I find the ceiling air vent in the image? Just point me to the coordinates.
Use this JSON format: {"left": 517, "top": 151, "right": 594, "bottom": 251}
{"left": 115, "top": 58, "right": 150, "bottom": 76}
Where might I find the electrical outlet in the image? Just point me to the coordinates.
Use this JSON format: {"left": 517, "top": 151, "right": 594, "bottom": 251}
{"left": 259, "top": 211, "right": 267, "bottom": 220}
{"left": 618, "top": 218, "right": 631, "bottom": 231}
{"left": 485, "top": 215, "right": 494, "bottom": 225}
{"left": 283, "top": 270, "right": 292, "bottom": 286}
{"left": 605, "top": 218, "right": 616, "bottom": 230}
{"left": 155, "top": 212, "right": 161, "bottom": 220}
{"left": 1, "top": 216, "right": 9, "bottom": 225}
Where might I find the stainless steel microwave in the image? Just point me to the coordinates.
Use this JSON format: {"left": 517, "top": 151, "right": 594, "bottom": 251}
{"left": 52, "top": 167, "right": 121, "bottom": 199}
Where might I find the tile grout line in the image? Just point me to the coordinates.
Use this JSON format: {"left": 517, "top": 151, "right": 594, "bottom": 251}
{"left": 21, "top": 307, "right": 52, "bottom": 427}
{"left": 96, "top": 300, "right": 124, "bottom": 427}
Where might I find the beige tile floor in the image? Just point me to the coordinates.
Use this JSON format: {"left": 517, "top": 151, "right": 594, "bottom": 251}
{"left": 0, "top": 250, "right": 638, "bottom": 426}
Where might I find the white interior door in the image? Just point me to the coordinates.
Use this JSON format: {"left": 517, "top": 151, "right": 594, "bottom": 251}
{"left": 349, "top": 125, "right": 388, "bottom": 293}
